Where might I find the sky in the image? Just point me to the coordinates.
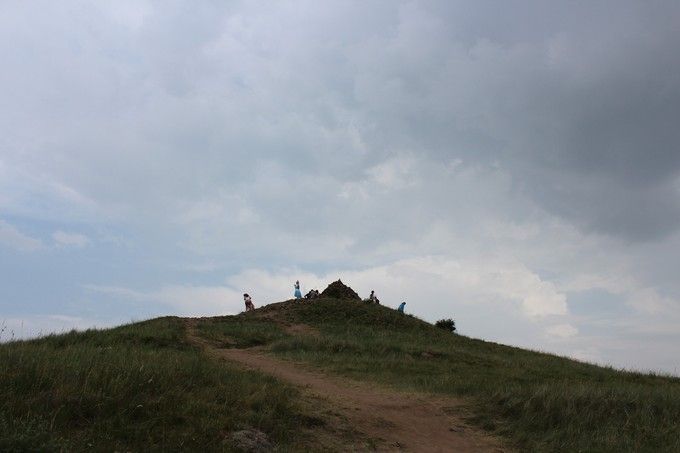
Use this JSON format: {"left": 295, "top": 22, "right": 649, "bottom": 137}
{"left": 1, "top": 1, "right": 679, "bottom": 375}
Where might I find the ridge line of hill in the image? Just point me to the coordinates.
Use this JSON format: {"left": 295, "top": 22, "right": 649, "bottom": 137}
{"left": 2, "top": 292, "right": 679, "bottom": 451}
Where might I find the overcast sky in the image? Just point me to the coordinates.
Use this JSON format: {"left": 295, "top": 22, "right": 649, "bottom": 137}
{"left": 1, "top": 1, "right": 679, "bottom": 375}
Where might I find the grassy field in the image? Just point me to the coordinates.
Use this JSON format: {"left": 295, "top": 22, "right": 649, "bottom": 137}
{"left": 4, "top": 299, "right": 680, "bottom": 452}
{"left": 229, "top": 298, "right": 680, "bottom": 452}
{"left": 0, "top": 317, "right": 335, "bottom": 452}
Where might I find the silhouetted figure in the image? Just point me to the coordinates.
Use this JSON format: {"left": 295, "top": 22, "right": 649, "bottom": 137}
{"left": 397, "top": 301, "right": 406, "bottom": 313}
{"left": 294, "top": 280, "right": 302, "bottom": 299}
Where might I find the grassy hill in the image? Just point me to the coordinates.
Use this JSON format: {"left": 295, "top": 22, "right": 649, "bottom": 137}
{"left": 0, "top": 317, "right": 340, "bottom": 451}
{"left": 3, "top": 296, "right": 680, "bottom": 452}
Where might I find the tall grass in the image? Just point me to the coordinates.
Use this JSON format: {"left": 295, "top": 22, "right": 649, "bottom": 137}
{"left": 0, "top": 317, "right": 318, "bottom": 451}
{"left": 6, "top": 301, "right": 679, "bottom": 452}
{"left": 255, "top": 298, "right": 680, "bottom": 452}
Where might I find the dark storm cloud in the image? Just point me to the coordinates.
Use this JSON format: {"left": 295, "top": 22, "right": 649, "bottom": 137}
{"left": 510, "top": 10, "right": 680, "bottom": 241}
{"left": 342, "top": 1, "right": 680, "bottom": 241}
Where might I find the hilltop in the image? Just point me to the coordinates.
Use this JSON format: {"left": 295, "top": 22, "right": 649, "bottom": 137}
{"left": 2, "top": 283, "right": 680, "bottom": 451}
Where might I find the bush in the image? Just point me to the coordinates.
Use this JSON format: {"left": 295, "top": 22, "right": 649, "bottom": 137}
{"left": 435, "top": 318, "right": 456, "bottom": 333}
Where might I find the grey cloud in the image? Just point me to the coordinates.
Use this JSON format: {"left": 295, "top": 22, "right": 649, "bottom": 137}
{"left": 3, "top": 1, "right": 680, "bottom": 246}
{"left": 3, "top": 0, "right": 680, "bottom": 374}
{"left": 315, "top": 1, "right": 680, "bottom": 241}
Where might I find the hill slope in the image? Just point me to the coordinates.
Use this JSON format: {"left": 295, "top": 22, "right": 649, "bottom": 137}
{"left": 187, "top": 317, "right": 501, "bottom": 452}
{"left": 3, "top": 297, "right": 680, "bottom": 451}
{"left": 0, "top": 316, "right": 360, "bottom": 451}
{"left": 197, "top": 297, "right": 680, "bottom": 452}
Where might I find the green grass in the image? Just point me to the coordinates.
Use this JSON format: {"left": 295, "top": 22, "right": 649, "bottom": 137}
{"left": 5, "top": 299, "right": 679, "bottom": 452}
{"left": 0, "top": 317, "right": 324, "bottom": 452}
{"left": 195, "top": 316, "right": 289, "bottom": 349}
{"left": 252, "top": 298, "right": 680, "bottom": 452}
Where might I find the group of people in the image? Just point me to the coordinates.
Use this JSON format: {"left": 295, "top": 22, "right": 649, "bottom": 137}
{"left": 243, "top": 282, "right": 407, "bottom": 314}
{"left": 304, "top": 289, "right": 320, "bottom": 299}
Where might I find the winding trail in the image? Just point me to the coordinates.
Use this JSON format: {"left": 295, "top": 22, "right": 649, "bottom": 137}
{"left": 185, "top": 319, "right": 506, "bottom": 452}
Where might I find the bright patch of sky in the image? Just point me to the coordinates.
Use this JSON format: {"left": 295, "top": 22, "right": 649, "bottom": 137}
{"left": 1, "top": 1, "right": 679, "bottom": 375}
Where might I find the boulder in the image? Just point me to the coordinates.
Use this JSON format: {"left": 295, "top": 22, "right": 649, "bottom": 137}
{"left": 227, "top": 429, "right": 273, "bottom": 453}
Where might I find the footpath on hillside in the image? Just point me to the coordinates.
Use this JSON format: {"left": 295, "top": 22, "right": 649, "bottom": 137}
{"left": 185, "top": 318, "right": 505, "bottom": 452}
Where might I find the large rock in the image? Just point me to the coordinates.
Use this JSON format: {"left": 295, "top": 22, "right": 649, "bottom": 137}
{"left": 320, "top": 279, "right": 361, "bottom": 300}
{"left": 227, "top": 429, "right": 273, "bottom": 453}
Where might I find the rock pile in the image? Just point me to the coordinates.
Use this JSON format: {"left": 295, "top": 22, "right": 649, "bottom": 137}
{"left": 320, "top": 279, "right": 361, "bottom": 300}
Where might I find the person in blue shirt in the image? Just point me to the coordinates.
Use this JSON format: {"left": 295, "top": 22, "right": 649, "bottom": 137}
{"left": 294, "top": 280, "right": 302, "bottom": 299}
{"left": 397, "top": 301, "right": 406, "bottom": 313}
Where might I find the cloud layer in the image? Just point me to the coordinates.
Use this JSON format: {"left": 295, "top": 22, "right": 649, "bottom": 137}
{"left": 1, "top": 1, "right": 679, "bottom": 374}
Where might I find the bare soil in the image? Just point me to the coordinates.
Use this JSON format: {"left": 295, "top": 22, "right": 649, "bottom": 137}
{"left": 185, "top": 319, "right": 506, "bottom": 452}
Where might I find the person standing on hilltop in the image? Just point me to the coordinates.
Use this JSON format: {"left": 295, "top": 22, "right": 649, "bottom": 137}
{"left": 294, "top": 280, "right": 302, "bottom": 299}
{"left": 368, "top": 290, "right": 380, "bottom": 304}
{"left": 243, "top": 293, "right": 255, "bottom": 312}
{"left": 397, "top": 301, "right": 406, "bottom": 313}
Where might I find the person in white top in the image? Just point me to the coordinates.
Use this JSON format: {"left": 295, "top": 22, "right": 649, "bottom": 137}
{"left": 243, "top": 293, "right": 255, "bottom": 311}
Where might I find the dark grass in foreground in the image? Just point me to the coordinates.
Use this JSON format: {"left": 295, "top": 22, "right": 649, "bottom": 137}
{"left": 217, "top": 298, "right": 680, "bottom": 452}
{"left": 0, "top": 317, "right": 327, "bottom": 452}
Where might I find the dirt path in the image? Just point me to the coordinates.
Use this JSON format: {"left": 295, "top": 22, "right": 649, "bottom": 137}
{"left": 186, "top": 320, "right": 505, "bottom": 452}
